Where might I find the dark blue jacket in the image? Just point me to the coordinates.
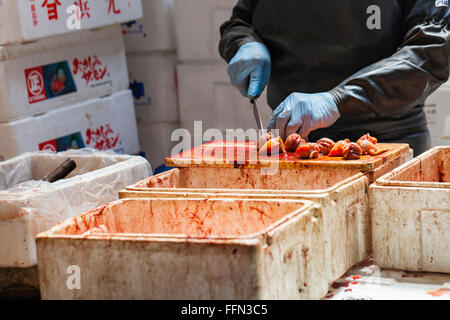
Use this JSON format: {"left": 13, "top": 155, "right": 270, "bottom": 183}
{"left": 219, "top": 0, "right": 450, "bottom": 143}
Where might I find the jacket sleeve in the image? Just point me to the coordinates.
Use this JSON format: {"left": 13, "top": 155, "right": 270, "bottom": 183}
{"left": 219, "top": 0, "right": 263, "bottom": 62}
{"left": 332, "top": 0, "right": 450, "bottom": 118}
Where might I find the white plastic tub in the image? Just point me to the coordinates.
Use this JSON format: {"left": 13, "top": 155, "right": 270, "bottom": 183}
{"left": 122, "top": 167, "right": 372, "bottom": 285}
{"left": 371, "top": 147, "right": 450, "bottom": 273}
{"left": 0, "top": 150, "right": 150, "bottom": 269}
{"left": 37, "top": 198, "right": 327, "bottom": 300}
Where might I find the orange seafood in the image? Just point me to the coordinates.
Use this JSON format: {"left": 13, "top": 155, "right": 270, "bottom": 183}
{"left": 296, "top": 143, "right": 320, "bottom": 159}
{"left": 357, "top": 139, "right": 378, "bottom": 156}
{"left": 259, "top": 137, "right": 287, "bottom": 156}
{"left": 316, "top": 138, "right": 335, "bottom": 155}
{"left": 358, "top": 133, "right": 378, "bottom": 145}
{"left": 258, "top": 132, "right": 275, "bottom": 149}
{"left": 285, "top": 134, "right": 306, "bottom": 152}
{"left": 328, "top": 139, "right": 351, "bottom": 157}
{"left": 343, "top": 142, "right": 363, "bottom": 160}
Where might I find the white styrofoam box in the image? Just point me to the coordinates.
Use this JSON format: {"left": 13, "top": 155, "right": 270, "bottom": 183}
{"left": 0, "top": 0, "right": 143, "bottom": 45}
{"left": 38, "top": 199, "right": 327, "bottom": 299}
{"left": 137, "top": 121, "right": 180, "bottom": 169}
{"left": 177, "top": 61, "right": 273, "bottom": 132}
{"left": 122, "top": 0, "right": 176, "bottom": 52}
{"left": 0, "top": 90, "right": 140, "bottom": 161}
{"left": 0, "top": 150, "right": 150, "bottom": 268}
{"left": 174, "top": 0, "right": 235, "bottom": 61}
{"left": 127, "top": 51, "right": 179, "bottom": 123}
{"left": 0, "top": 25, "right": 129, "bottom": 123}
{"left": 425, "top": 85, "right": 450, "bottom": 147}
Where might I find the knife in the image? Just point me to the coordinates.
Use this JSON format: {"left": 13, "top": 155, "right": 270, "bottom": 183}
{"left": 249, "top": 96, "right": 264, "bottom": 130}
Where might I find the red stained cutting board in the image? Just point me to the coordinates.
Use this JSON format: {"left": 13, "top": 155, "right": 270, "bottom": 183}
{"left": 166, "top": 140, "right": 411, "bottom": 172}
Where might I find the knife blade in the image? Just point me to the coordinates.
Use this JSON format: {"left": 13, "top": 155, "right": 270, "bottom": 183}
{"left": 249, "top": 97, "right": 264, "bottom": 130}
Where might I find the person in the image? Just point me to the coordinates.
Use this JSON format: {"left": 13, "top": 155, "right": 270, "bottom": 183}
{"left": 219, "top": 0, "right": 450, "bottom": 156}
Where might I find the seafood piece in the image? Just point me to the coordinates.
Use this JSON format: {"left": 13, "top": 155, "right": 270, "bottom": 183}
{"left": 357, "top": 139, "right": 378, "bottom": 156}
{"left": 259, "top": 137, "right": 287, "bottom": 155}
{"left": 316, "top": 138, "right": 335, "bottom": 155}
{"left": 258, "top": 132, "right": 275, "bottom": 149}
{"left": 358, "top": 133, "right": 378, "bottom": 145}
{"left": 343, "top": 142, "right": 363, "bottom": 160}
{"left": 285, "top": 134, "right": 306, "bottom": 152}
{"left": 328, "top": 139, "right": 350, "bottom": 157}
{"left": 296, "top": 143, "right": 320, "bottom": 159}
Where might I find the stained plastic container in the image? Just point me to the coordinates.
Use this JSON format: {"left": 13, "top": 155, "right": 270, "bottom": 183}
{"left": 120, "top": 142, "right": 412, "bottom": 286}
{"left": 37, "top": 198, "right": 327, "bottom": 300}
{"left": 370, "top": 147, "right": 450, "bottom": 273}
{"left": 121, "top": 167, "right": 371, "bottom": 285}
{"left": 0, "top": 150, "right": 150, "bottom": 297}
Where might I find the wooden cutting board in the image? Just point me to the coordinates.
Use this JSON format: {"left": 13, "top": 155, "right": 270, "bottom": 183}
{"left": 166, "top": 140, "right": 411, "bottom": 172}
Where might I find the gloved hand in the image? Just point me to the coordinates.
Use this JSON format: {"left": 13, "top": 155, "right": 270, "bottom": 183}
{"left": 268, "top": 92, "right": 340, "bottom": 140}
{"left": 227, "top": 42, "right": 271, "bottom": 99}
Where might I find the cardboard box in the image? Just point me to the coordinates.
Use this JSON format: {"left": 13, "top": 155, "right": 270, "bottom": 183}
{"left": 174, "top": 0, "right": 235, "bottom": 62}
{"left": 0, "top": 0, "right": 143, "bottom": 45}
{"left": 0, "top": 90, "right": 140, "bottom": 161}
{"left": 0, "top": 25, "right": 129, "bottom": 123}
{"left": 127, "top": 51, "right": 179, "bottom": 123}
{"left": 177, "top": 61, "right": 273, "bottom": 132}
{"left": 122, "top": 0, "right": 176, "bottom": 52}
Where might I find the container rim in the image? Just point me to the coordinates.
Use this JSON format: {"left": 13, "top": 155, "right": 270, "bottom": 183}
{"left": 37, "top": 198, "right": 319, "bottom": 244}
{"left": 165, "top": 142, "right": 410, "bottom": 172}
{"left": 125, "top": 168, "right": 367, "bottom": 196}
{"left": 375, "top": 146, "right": 450, "bottom": 189}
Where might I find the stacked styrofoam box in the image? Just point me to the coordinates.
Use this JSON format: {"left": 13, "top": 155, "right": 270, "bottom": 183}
{"left": 425, "top": 85, "right": 450, "bottom": 147}
{"left": 0, "top": 90, "right": 141, "bottom": 161}
{"left": 0, "top": 0, "right": 143, "bottom": 45}
{"left": 0, "top": 2, "right": 143, "bottom": 159}
{"left": 0, "top": 26, "right": 128, "bottom": 122}
{"left": 174, "top": 0, "right": 273, "bottom": 135}
{"left": 123, "top": 0, "right": 180, "bottom": 170}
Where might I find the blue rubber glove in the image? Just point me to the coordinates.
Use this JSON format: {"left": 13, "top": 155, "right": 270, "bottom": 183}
{"left": 268, "top": 92, "right": 340, "bottom": 140}
{"left": 227, "top": 42, "right": 271, "bottom": 99}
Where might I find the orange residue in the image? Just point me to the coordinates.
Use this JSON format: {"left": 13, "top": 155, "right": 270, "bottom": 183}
{"left": 167, "top": 140, "right": 400, "bottom": 165}
{"left": 427, "top": 289, "right": 450, "bottom": 297}
{"left": 352, "top": 275, "right": 362, "bottom": 280}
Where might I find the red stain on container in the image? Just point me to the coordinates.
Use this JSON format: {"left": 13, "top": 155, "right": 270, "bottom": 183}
{"left": 427, "top": 289, "right": 450, "bottom": 298}
{"left": 402, "top": 272, "right": 424, "bottom": 278}
{"left": 352, "top": 275, "right": 362, "bottom": 280}
{"left": 331, "top": 281, "right": 350, "bottom": 289}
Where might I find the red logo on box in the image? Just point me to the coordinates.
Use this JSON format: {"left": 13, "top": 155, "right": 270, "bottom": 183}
{"left": 39, "top": 140, "right": 57, "bottom": 152}
{"left": 25, "top": 67, "right": 46, "bottom": 104}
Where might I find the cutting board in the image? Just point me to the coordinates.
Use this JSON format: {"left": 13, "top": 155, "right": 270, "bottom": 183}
{"left": 166, "top": 140, "right": 411, "bottom": 172}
